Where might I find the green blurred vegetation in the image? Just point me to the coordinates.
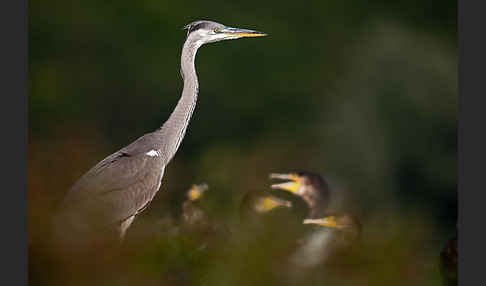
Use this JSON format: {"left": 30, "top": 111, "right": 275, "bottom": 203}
{"left": 29, "top": 0, "right": 456, "bottom": 285}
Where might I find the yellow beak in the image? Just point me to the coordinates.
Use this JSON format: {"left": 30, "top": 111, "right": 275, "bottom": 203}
{"left": 255, "top": 195, "right": 292, "bottom": 213}
{"left": 269, "top": 173, "right": 301, "bottom": 194}
{"left": 222, "top": 27, "right": 267, "bottom": 38}
{"left": 187, "top": 183, "right": 209, "bottom": 201}
{"left": 303, "top": 216, "right": 339, "bottom": 229}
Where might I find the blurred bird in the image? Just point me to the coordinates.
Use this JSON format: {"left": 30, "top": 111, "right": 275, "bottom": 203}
{"left": 439, "top": 235, "right": 457, "bottom": 286}
{"left": 270, "top": 172, "right": 331, "bottom": 218}
{"left": 239, "top": 190, "right": 293, "bottom": 227}
{"left": 124, "top": 183, "right": 211, "bottom": 243}
{"left": 292, "top": 212, "right": 362, "bottom": 268}
{"left": 179, "top": 183, "right": 230, "bottom": 252}
{"left": 51, "top": 20, "right": 266, "bottom": 251}
{"left": 270, "top": 172, "right": 362, "bottom": 270}
{"left": 181, "top": 183, "right": 210, "bottom": 227}
{"left": 271, "top": 211, "right": 362, "bottom": 286}
{"left": 238, "top": 190, "right": 301, "bottom": 275}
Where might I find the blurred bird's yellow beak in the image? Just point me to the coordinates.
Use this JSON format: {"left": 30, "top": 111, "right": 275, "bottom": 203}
{"left": 188, "top": 183, "right": 208, "bottom": 201}
{"left": 256, "top": 196, "right": 292, "bottom": 213}
{"left": 270, "top": 173, "right": 301, "bottom": 194}
{"left": 303, "top": 216, "right": 339, "bottom": 229}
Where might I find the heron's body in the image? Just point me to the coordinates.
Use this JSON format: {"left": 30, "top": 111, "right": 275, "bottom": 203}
{"left": 52, "top": 20, "right": 266, "bottom": 249}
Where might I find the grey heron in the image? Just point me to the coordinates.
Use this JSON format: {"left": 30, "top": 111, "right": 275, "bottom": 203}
{"left": 52, "top": 20, "right": 266, "bottom": 250}
{"left": 270, "top": 172, "right": 331, "bottom": 218}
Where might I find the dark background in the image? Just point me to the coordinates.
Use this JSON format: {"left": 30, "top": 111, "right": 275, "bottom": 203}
{"left": 29, "top": 0, "right": 457, "bottom": 285}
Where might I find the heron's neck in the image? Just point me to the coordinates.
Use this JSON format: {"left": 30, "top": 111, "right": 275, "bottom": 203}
{"left": 157, "top": 39, "right": 201, "bottom": 164}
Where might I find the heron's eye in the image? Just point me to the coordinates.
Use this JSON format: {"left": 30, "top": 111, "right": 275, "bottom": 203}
{"left": 213, "top": 28, "right": 220, "bottom": 33}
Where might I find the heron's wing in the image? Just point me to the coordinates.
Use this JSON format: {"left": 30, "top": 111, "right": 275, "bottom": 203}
{"left": 64, "top": 133, "right": 161, "bottom": 197}
{"left": 58, "top": 142, "right": 165, "bottom": 230}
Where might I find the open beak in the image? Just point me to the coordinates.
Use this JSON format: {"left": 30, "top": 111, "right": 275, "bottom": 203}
{"left": 303, "top": 216, "right": 339, "bottom": 229}
{"left": 269, "top": 173, "right": 301, "bottom": 194}
{"left": 222, "top": 27, "right": 267, "bottom": 38}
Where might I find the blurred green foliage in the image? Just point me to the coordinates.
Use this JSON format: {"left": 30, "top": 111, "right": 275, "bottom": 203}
{"left": 29, "top": 0, "right": 456, "bottom": 285}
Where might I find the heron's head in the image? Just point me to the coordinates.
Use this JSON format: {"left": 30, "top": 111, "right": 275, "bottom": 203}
{"left": 184, "top": 20, "right": 267, "bottom": 45}
{"left": 187, "top": 183, "right": 209, "bottom": 201}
